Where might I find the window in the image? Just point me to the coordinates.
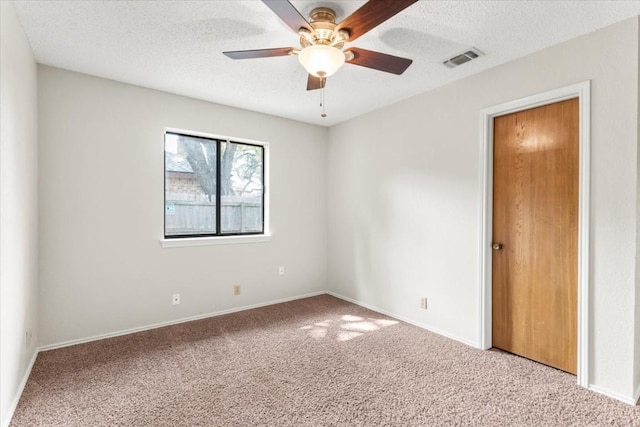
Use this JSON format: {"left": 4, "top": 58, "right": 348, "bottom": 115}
{"left": 164, "top": 131, "right": 265, "bottom": 238}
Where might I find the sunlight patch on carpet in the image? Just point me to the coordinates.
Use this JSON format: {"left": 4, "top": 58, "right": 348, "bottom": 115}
{"left": 299, "top": 315, "right": 399, "bottom": 342}
{"left": 338, "top": 331, "right": 363, "bottom": 342}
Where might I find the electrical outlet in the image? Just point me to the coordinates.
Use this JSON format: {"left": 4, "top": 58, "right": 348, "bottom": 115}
{"left": 278, "top": 266, "right": 285, "bottom": 275}
{"left": 420, "top": 297, "right": 428, "bottom": 309}
{"left": 172, "top": 293, "right": 180, "bottom": 305}
{"left": 25, "top": 328, "right": 32, "bottom": 349}
{"left": 233, "top": 284, "right": 241, "bottom": 296}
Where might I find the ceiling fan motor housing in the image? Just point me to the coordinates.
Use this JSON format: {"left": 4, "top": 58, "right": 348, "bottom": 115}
{"left": 299, "top": 7, "right": 349, "bottom": 49}
{"left": 310, "top": 7, "right": 336, "bottom": 24}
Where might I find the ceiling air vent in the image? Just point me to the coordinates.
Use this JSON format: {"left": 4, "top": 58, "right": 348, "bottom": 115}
{"left": 443, "top": 48, "right": 484, "bottom": 68}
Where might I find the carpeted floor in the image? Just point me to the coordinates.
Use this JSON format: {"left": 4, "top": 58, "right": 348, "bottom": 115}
{"left": 10, "top": 295, "right": 640, "bottom": 426}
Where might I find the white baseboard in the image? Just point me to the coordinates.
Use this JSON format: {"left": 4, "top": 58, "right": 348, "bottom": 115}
{"left": 2, "top": 350, "right": 38, "bottom": 427}
{"left": 635, "top": 383, "right": 640, "bottom": 405}
{"left": 39, "top": 291, "right": 326, "bottom": 352}
{"left": 327, "top": 291, "right": 478, "bottom": 348}
{"left": 588, "top": 384, "right": 638, "bottom": 406}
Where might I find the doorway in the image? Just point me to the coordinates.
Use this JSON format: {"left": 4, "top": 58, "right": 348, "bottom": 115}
{"left": 479, "top": 82, "right": 591, "bottom": 386}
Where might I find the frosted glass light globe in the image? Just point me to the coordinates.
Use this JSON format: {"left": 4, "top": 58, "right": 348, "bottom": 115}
{"left": 298, "top": 45, "right": 346, "bottom": 77}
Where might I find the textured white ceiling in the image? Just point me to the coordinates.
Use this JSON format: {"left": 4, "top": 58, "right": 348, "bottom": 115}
{"left": 11, "top": 1, "right": 640, "bottom": 126}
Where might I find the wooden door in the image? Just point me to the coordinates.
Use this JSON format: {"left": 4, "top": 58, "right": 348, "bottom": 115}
{"left": 492, "top": 98, "right": 578, "bottom": 374}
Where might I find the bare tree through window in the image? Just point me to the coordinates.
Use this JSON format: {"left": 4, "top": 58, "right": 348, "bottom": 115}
{"left": 164, "top": 132, "right": 264, "bottom": 237}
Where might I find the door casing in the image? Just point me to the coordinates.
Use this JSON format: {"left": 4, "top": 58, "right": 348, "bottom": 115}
{"left": 478, "top": 81, "right": 591, "bottom": 388}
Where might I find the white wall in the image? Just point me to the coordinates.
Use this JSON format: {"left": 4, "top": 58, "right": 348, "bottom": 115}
{"left": 0, "top": 2, "right": 39, "bottom": 425}
{"left": 327, "top": 17, "right": 640, "bottom": 401}
{"left": 38, "top": 66, "right": 327, "bottom": 347}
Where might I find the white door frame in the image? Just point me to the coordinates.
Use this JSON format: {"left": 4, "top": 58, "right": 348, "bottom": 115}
{"left": 478, "top": 81, "right": 591, "bottom": 388}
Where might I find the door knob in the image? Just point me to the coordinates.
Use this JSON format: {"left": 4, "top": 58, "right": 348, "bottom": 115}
{"left": 492, "top": 242, "right": 503, "bottom": 251}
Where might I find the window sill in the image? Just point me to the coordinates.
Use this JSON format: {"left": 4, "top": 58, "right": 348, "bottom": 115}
{"left": 160, "top": 234, "right": 271, "bottom": 248}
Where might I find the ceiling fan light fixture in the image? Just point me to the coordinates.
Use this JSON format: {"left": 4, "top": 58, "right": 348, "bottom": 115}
{"left": 298, "top": 44, "right": 345, "bottom": 78}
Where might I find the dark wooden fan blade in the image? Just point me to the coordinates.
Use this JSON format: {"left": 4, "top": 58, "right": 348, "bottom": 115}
{"left": 262, "top": 0, "right": 311, "bottom": 33}
{"left": 306, "top": 74, "right": 326, "bottom": 91}
{"left": 336, "top": 0, "right": 418, "bottom": 41}
{"left": 347, "top": 47, "right": 413, "bottom": 74}
{"left": 223, "top": 47, "right": 293, "bottom": 60}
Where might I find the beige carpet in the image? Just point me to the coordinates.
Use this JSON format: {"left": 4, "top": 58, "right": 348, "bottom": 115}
{"left": 10, "top": 295, "right": 640, "bottom": 426}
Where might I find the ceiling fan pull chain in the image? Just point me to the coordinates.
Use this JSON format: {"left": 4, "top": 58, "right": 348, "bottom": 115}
{"left": 321, "top": 85, "right": 327, "bottom": 118}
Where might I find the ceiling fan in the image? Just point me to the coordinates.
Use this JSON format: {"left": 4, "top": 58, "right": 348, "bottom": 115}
{"left": 223, "top": 0, "right": 418, "bottom": 96}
